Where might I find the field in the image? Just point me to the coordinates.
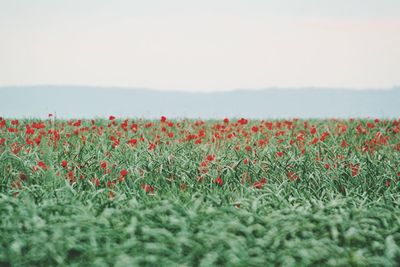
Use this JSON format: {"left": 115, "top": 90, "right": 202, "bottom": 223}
{"left": 1, "top": 116, "right": 400, "bottom": 266}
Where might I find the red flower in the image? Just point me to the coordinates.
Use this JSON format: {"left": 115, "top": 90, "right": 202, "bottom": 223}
{"left": 92, "top": 178, "right": 100, "bottom": 187}
{"left": 223, "top": 118, "right": 229, "bottom": 123}
{"left": 276, "top": 151, "right": 284, "bottom": 157}
{"left": 310, "top": 126, "right": 317, "bottom": 135}
{"left": 238, "top": 118, "right": 248, "bottom": 125}
{"left": 320, "top": 132, "right": 330, "bottom": 142}
{"left": 251, "top": 126, "right": 259, "bottom": 133}
{"left": 120, "top": 169, "right": 128, "bottom": 177}
{"left": 253, "top": 178, "right": 267, "bottom": 189}
{"left": 61, "top": 160, "right": 68, "bottom": 168}
{"left": 350, "top": 164, "right": 360, "bottom": 177}
{"left": 109, "top": 115, "right": 116, "bottom": 121}
{"left": 214, "top": 176, "right": 223, "bottom": 186}
{"left": 128, "top": 138, "right": 138, "bottom": 146}
{"left": 141, "top": 184, "right": 155, "bottom": 193}
{"left": 148, "top": 143, "right": 156, "bottom": 150}
{"left": 341, "top": 140, "right": 349, "bottom": 148}
{"left": 38, "top": 161, "right": 47, "bottom": 170}
{"left": 160, "top": 116, "right": 167, "bottom": 122}
{"left": 325, "top": 163, "right": 330, "bottom": 170}
{"left": 100, "top": 161, "right": 107, "bottom": 169}
{"left": 206, "top": 154, "right": 216, "bottom": 161}
{"left": 287, "top": 171, "right": 299, "bottom": 182}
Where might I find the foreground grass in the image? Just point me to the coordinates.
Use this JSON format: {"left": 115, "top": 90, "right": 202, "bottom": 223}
{"left": 1, "top": 190, "right": 400, "bottom": 266}
{"left": 1, "top": 117, "right": 400, "bottom": 266}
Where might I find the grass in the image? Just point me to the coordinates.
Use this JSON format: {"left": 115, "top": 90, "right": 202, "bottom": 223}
{"left": 0, "top": 117, "right": 400, "bottom": 266}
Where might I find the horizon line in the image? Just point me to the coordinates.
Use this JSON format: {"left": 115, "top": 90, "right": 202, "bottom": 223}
{"left": 0, "top": 84, "right": 399, "bottom": 93}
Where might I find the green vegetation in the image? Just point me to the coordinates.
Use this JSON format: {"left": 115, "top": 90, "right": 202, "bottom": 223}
{"left": 1, "top": 117, "right": 400, "bottom": 266}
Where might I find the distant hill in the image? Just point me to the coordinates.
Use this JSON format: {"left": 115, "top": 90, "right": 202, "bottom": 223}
{"left": 1, "top": 86, "right": 399, "bottom": 119}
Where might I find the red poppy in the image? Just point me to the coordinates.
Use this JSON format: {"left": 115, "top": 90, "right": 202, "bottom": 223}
{"left": 214, "top": 176, "right": 223, "bottom": 186}
{"left": 38, "top": 161, "right": 47, "bottom": 170}
{"left": 320, "top": 132, "right": 330, "bottom": 142}
{"left": 310, "top": 126, "right": 317, "bottom": 135}
{"left": 141, "top": 184, "right": 155, "bottom": 193}
{"left": 350, "top": 164, "right": 360, "bottom": 177}
{"left": 238, "top": 118, "right": 248, "bottom": 125}
{"left": 128, "top": 138, "right": 138, "bottom": 146}
{"left": 253, "top": 178, "right": 267, "bottom": 189}
{"left": 287, "top": 171, "right": 299, "bottom": 182}
{"left": 61, "top": 160, "right": 68, "bottom": 168}
{"left": 341, "top": 140, "right": 349, "bottom": 148}
{"left": 206, "top": 154, "right": 216, "bottom": 161}
{"left": 120, "top": 169, "right": 128, "bottom": 177}
{"left": 92, "top": 178, "right": 100, "bottom": 187}
{"left": 100, "top": 161, "right": 107, "bottom": 169}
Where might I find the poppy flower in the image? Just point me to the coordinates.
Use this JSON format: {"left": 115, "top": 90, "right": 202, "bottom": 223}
{"left": 61, "top": 160, "right": 68, "bottom": 168}
{"left": 253, "top": 178, "right": 267, "bottom": 189}
{"left": 238, "top": 118, "right": 248, "bottom": 125}
{"left": 214, "top": 176, "right": 223, "bottom": 186}
{"left": 206, "top": 154, "right": 216, "bottom": 161}
{"left": 100, "top": 161, "right": 107, "bottom": 169}
{"left": 310, "top": 126, "right": 317, "bottom": 135}
{"left": 38, "top": 161, "right": 47, "bottom": 170}
{"left": 120, "top": 169, "right": 128, "bottom": 177}
{"left": 128, "top": 138, "right": 138, "bottom": 146}
{"left": 287, "top": 171, "right": 299, "bottom": 182}
{"left": 92, "top": 178, "right": 100, "bottom": 187}
{"left": 141, "top": 184, "right": 154, "bottom": 193}
{"left": 350, "top": 164, "right": 360, "bottom": 177}
{"left": 320, "top": 132, "right": 330, "bottom": 142}
{"left": 341, "top": 140, "right": 349, "bottom": 148}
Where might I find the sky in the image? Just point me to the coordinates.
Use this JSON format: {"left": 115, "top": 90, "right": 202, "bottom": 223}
{"left": 0, "top": 0, "right": 400, "bottom": 92}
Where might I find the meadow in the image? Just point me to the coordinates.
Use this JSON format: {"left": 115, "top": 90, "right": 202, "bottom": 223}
{"left": 1, "top": 116, "right": 400, "bottom": 266}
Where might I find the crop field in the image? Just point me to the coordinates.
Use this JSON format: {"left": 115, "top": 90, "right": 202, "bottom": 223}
{"left": 1, "top": 116, "right": 400, "bottom": 266}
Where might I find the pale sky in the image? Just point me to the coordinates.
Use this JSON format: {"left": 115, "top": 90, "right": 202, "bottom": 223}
{"left": 1, "top": 0, "right": 400, "bottom": 92}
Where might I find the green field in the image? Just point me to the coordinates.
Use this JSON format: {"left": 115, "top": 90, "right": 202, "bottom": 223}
{"left": 1, "top": 117, "right": 400, "bottom": 266}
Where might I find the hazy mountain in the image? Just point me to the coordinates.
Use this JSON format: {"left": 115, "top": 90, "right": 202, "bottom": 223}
{"left": 1, "top": 86, "right": 399, "bottom": 119}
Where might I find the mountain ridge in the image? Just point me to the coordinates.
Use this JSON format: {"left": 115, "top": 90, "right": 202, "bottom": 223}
{"left": 1, "top": 85, "right": 399, "bottom": 119}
